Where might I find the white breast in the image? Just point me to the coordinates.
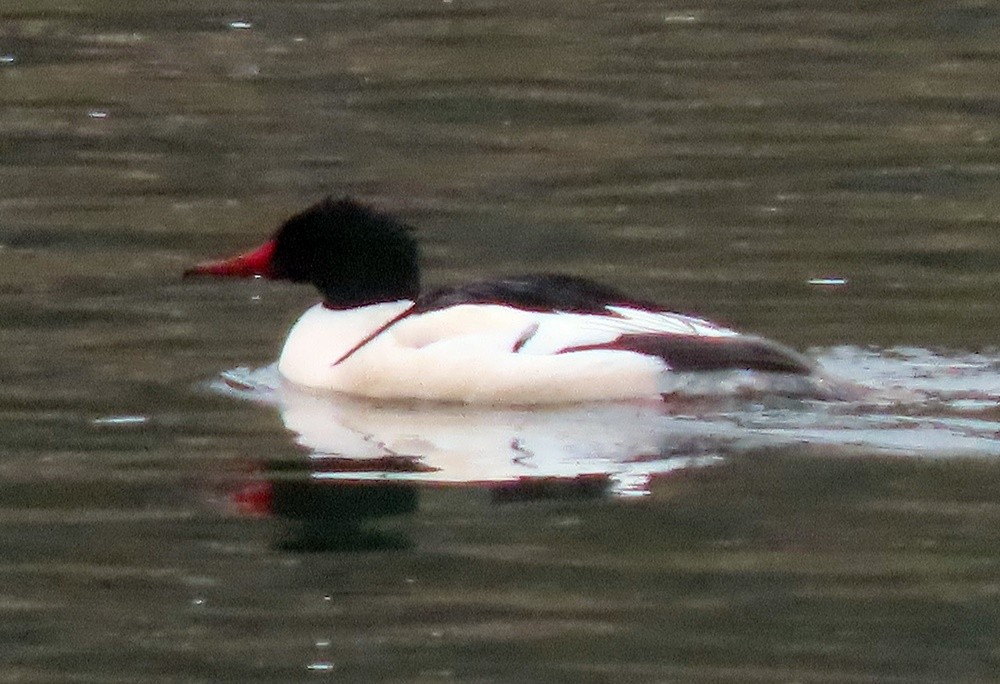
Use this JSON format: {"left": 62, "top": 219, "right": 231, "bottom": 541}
{"left": 276, "top": 302, "right": 684, "bottom": 404}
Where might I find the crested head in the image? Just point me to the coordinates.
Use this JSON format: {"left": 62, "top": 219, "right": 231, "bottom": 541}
{"left": 186, "top": 196, "right": 421, "bottom": 308}
{"left": 270, "top": 197, "right": 420, "bottom": 307}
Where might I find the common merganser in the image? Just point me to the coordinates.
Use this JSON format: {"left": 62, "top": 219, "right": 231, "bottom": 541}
{"left": 185, "top": 197, "right": 822, "bottom": 404}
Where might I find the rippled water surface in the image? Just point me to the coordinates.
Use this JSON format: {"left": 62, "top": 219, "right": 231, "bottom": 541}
{"left": 4, "top": 1, "right": 1000, "bottom": 680}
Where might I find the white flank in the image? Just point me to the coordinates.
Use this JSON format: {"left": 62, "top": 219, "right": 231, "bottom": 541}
{"left": 276, "top": 302, "right": 689, "bottom": 404}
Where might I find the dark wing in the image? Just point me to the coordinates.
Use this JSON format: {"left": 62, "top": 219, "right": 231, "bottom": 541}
{"left": 415, "top": 274, "right": 661, "bottom": 314}
{"left": 417, "top": 274, "right": 814, "bottom": 375}
{"left": 559, "top": 334, "right": 815, "bottom": 375}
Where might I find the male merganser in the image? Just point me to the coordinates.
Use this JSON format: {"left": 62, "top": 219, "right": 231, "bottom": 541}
{"left": 185, "top": 197, "right": 822, "bottom": 404}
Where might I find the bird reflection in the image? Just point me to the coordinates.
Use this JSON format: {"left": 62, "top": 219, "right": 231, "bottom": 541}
{"left": 215, "top": 365, "right": 755, "bottom": 550}
{"left": 219, "top": 365, "right": 728, "bottom": 484}
{"left": 230, "top": 471, "right": 418, "bottom": 551}
{"left": 211, "top": 351, "right": 1000, "bottom": 551}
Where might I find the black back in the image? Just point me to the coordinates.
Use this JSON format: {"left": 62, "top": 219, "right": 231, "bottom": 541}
{"left": 416, "top": 274, "right": 661, "bottom": 314}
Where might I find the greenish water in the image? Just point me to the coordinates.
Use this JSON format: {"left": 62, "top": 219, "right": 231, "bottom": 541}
{"left": 3, "top": 1, "right": 1000, "bottom": 680}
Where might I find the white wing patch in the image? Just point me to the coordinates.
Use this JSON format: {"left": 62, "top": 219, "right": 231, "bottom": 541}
{"left": 605, "top": 306, "right": 739, "bottom": 338}
{"left": 517, "top": 305, "right": 740, "bottom": 356}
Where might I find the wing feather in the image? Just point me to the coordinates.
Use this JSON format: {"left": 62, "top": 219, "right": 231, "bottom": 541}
{"left": 517, "top": 307, "right": 736, "bottom": 356}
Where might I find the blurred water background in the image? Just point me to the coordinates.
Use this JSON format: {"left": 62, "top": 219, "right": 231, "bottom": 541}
{"left": 3, "top": 1, "right": 1000, "bottom": 680}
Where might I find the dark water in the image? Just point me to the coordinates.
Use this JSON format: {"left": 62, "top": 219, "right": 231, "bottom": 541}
{"left": 4, "top": 1, "right": 1000, "bottom": 680}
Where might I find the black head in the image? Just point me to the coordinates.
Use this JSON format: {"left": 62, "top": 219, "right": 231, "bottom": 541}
{"left": 186, "top": 197, "right": 421, "bottom": 308}
{"left": 271, "top": 197, "right": 420, "bottom": 307}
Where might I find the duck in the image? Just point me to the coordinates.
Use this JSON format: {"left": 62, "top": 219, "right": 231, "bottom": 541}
{"left": 185, "top": 197, "right": 827, "bottom": 404}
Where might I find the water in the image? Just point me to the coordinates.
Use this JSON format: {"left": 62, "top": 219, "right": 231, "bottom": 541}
{"left": 215, "top": 350, "right": 1000, "bottom": 499}
{"left": 4, "top": 0, "right": 1000, "bottom": 680}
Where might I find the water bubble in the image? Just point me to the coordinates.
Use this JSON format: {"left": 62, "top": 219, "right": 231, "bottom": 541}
{"left": 663, "top": 12, "right": 700, "bottom": 23}
{"left": 92, "top": 415, "right": 148, "bottom": 426}
{"left": 807, "top": 277, "right": 848, "bottom": 287}
{"left": 306, "top": 661, "right": 335, "bottom": 672}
